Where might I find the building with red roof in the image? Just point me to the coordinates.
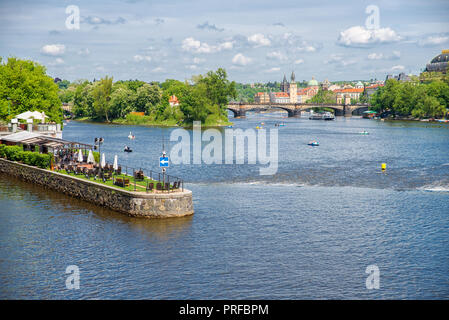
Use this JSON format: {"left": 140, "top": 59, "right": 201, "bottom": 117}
{"left": 169, "top": 95, "right": 179, "bottom": 106}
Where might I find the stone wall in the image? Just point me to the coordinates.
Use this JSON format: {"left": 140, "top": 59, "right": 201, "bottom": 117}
{"left": 0, "top": 158, "right": 194, "bottom": 218}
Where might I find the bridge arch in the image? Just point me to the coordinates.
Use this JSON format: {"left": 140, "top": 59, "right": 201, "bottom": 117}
{"left": 227, "top": 108, "right": 239, "bottom": 118}
{"left": 350, "top": 105, "right": 369, "bottom": 115}
{"left": 226, "top": 102, "right": 371, "bottom": 118}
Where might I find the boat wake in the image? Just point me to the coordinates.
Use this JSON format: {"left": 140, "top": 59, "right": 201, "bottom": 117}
{"left": 418, "top": 182, "right": 449, "bottom": 193}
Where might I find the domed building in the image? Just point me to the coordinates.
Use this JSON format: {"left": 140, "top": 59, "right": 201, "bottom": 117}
{"left": 425, "top": 50, "right": 449, "bottom": 73}
{"left": 308, "top": 77, "right": 319, "bottom": 88}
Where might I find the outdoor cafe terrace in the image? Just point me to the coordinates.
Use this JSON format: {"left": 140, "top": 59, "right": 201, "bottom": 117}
{"left": 0, "top": 132, "right": 184, "bottom": 193}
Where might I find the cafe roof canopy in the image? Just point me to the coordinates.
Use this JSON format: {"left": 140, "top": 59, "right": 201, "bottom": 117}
{"left": 0, "top": 132, "right": 93, "bottom": 149}
{"left": 15, "top": 111, "right": 49, "bottom": 121}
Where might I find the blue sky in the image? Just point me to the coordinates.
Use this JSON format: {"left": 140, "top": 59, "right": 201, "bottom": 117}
{"left": 1, "top": 0, "right": 448, "bottom": 83}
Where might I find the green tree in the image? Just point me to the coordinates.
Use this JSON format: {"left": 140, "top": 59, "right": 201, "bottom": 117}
{"left": 392, "top": 82, "right": 416, "bottom": 116}
{"left": 310, "top": 88, "right": 336, "bottom": 104}
{"left": 426, "top": 80, "right": 449, "bottom": 108}
{"left": 109, "top": 86, "right": 135, "bottom": 119}
{"left": 91, "top": 76, "right": 113, "bottom": 121}
{"left": 57, "top": 79, "right": 70, "bottom": 90}
{"left": 134, "top": 83, "right": 162, "bottom": 115}
{"left": 371, "top": 79, "right": 401, "bottom": 115}
{"left": 179, "top": 84, "right": 210, "bottom": 123}
{"left": 412, "top": 95, "right": 445, "bottom": 118}
{"left": 72, "top": 81, "right": 93, "bottom": 117}
{"left": 195, "top": 68, "right": 237, "bottom": 117}
{"left": 0, "top": 57, "right": 62, "bottom": 123}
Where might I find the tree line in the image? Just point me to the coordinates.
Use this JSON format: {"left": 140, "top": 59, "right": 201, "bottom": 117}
{"left": 0, "top": 57, "right": 237, "bottom": 126}
{"left": 62, "top": 68, "right": 237, "bottom": 126}
{"left": 370, "top": 77, "right": 449, "bottom": 118}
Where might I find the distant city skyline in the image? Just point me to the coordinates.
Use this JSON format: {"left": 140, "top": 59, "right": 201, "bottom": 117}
{"left": 1, "top": 0, "right": 448, "bottom": 83}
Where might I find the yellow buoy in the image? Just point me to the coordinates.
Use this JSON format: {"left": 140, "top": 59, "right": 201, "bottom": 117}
{"left": 381, "top": 163, "right": 386, "bottom": 171}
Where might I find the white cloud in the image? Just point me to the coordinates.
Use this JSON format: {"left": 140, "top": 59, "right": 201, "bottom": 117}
{"left": 232, "top": 53, "right": 252, "bottom": 66}
{"left": 133, "top": 55, "right": 151, "bottom": 62}
{"left": 48, "top": 58, "right": 64, "bottom": 66}
{"left": 294, "top": 59, "right": 304, "bottom": 64}
{"left": 248, "top": 33, "right": 271, "bottom": 47}
{"left": 391, "top": 65, "right": 405, "bottom": 71}
{"left": 193, "top": 57, "right": 205, "bottom": 64}
{"left": 419, "top": 35, "right": 449, "bottom": 46}
{"left": 265, "top": 67, "right": 280, "bottom": 73}
{"left": 296, "top": 45, "right": 316, "bottom": 52}
{"left": 77, "top": 48, "right": 90, "bottom": 56}
{"left": 220, "top": 41, "right": 234, "bottom": 50}
{"left": 266, "top": 51, "right": 287, "bottom": 61}
{"left": 181, "top": 37, "right": 233, "bottom": 53}
{"left": 367, "top": 53, "right": 384, "bottom": 60}
{"left": 152, "top": 67, "right": 164, "bottom": 73}
{"left": 280, "top": 33, "right": 320, "bottom": 53}
{"left": 41, "top": 44, "right": 65, "bottom": 56}
{"left": 325, "top": 54, "right": 356, "bottom": 67}
{"left": 337, "top": 26, "right": 401, "bottom": 47}
{"left": 392, "top": 51, "right": 401, "bottom": 59}
{"left": 325, "top": 54, "right": 344, "bottom": 64}
{"left": 367, "top": 51, "right": 401, "bottom": 60}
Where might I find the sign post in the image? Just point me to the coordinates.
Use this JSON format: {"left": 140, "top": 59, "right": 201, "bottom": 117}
{"left": 159, "top": 151, "right": 169, "bottom": 188}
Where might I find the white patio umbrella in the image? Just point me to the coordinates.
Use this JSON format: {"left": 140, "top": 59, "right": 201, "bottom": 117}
{"left": 113, "top": 155, "right": 118, "bottom": 171}
{"left": 100, "top": 153, "right": 106, "bottom": 168}
{"left": 77, "top": 149, "right": 83, "bottom": 162}
{"left": 87, "top": 150, "right": 95, "bottom": 164}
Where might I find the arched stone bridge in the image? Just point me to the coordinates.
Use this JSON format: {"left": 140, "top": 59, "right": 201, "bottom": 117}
{"left": 227, "top": 102, "right": 370, "bottom": 118}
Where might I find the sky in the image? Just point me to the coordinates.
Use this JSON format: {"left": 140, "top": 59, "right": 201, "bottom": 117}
{"left": 1, "top": 0, "right": 449, "bottom": 83}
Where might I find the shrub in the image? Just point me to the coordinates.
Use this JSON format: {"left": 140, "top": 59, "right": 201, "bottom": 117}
{"left": 4, "top": 146, "right": 22, "bottom": 161}
{"left": 0, "top": 144, "right": 51, "bottom": 168}
{"left": 0, "top": 144, "right": 6, "bottom": 158}
{"left": 35, "top": 153, "right": 52, "bottom": 168}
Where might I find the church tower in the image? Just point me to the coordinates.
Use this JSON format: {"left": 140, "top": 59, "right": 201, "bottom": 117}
{"left": 289, "top": 71, "right": 297, "bottom": 103}
{"left": 280, "top": 74, "right": 288, "bottom": 93}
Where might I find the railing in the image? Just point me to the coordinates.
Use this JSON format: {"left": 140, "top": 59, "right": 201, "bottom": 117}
{"left": 57, "top": 158, "right": 184, "bottom": 193}
{"left": 120, "top": 164, "right": 184, "bottom": 193}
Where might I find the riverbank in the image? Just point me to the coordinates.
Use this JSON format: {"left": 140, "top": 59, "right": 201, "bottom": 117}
{"left": 374, "top": 117, "right": 449, "bottom": 126}
{"left": 72, "top": 115, "right": 233, "bottom": 128}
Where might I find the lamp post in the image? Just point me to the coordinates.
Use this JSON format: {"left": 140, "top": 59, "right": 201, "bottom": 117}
{"left": 94, "top": 137, "right": 104, "bottom": 160}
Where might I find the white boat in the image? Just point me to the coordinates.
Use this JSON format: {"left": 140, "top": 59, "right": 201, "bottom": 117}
{"left": 128, "top": 132, "right": 135, "bottom": 139}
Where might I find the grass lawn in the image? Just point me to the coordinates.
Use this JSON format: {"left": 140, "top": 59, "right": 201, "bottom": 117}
{"left": 58, "top": 169, "right": 169, "bottom": 192}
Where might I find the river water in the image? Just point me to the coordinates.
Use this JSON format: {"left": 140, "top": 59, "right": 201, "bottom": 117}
{"left": 1, "top": 112, "right": 448, "bottom": 299}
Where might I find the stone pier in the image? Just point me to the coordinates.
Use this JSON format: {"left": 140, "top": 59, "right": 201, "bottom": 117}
{"left": 0, "top": 158, "right": 194, "bottom": 218}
